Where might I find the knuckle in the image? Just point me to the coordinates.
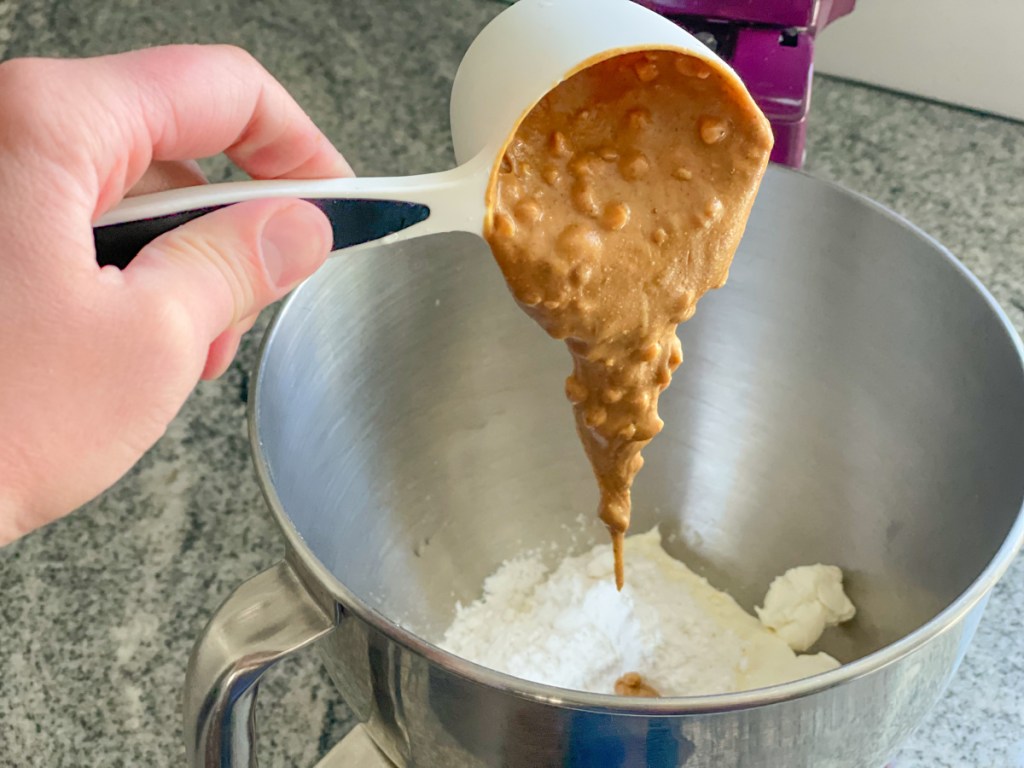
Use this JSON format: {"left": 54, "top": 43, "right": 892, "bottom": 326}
{"left": 142, "top": 289, "right": 205, "bottom": 369}
{"left": 0, "top": 59, "right": 55, "bottom": 130}
{"left": 212, "top": 44, "right": 262, "bottom": 72}
{"left": 0, "top": 57, "right": 47, "bottom": 93}
{"left": 287, "top": 128, "right": 326, "bottom": 168}
{"left": 0, "top": 59, "right": 84, "bottom": 160}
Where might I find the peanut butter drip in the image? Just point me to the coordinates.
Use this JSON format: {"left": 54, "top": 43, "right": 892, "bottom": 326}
{"left": 484, "top": 51, "right": 772, "bottom": 588}
{"left": 614, "top": 672, "right": 661, "bottom": 698}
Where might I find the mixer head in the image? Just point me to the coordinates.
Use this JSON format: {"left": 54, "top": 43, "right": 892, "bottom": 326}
{"left": 636, "top": 0, "right": 857, "bottom": 167}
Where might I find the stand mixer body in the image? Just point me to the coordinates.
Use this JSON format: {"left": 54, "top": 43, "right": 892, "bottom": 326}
{"left": 638, "top": 0, "right": 856, "bottom": 166}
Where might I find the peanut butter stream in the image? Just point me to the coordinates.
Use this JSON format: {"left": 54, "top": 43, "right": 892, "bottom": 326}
{"left": 484, "top": 50, "right": 772, "bottom": 589}
{"left": 614, "top": 671, "right": 661, "bottom": 698}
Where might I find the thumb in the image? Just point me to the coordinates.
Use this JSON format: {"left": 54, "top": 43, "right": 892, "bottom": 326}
{"left": 124, "top": 198, "right": 332, "bottom": 352}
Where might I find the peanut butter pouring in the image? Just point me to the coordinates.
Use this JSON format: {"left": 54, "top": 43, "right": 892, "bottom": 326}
{"left": 614, "top": 672, "right": 660, "bottom": 698}
{"left": 484, "top": 50, "right": 772, "bottom": 588}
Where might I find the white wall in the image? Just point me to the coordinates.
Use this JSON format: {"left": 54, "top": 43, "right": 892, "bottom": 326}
{"left": 815, "top": 0, "right": 1024, "bottom": 122}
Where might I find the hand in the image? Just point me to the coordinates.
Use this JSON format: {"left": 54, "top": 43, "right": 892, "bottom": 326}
{"left": 0, "top": 45, "right": 353, "bottom": 544}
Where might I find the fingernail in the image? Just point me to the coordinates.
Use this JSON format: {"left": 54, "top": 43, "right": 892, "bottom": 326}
{"left": 261, "top": 202, "right": 331, "bottom": 288}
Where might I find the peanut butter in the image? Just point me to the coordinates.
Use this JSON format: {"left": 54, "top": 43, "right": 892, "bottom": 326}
{"left": 614, "top": 672, "right": 661, "bottom": 698}
{"left": 484, "top": 50, "right": 772, "bottom": 588}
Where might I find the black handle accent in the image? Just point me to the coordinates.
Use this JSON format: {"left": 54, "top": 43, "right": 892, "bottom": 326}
{"left": 93, "top": 199, "right": 431, "bottom": 269}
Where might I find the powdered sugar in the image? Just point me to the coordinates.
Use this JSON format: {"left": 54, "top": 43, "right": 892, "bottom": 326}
{"left": 442, "top": 528, "right": 848, "bottom": 696}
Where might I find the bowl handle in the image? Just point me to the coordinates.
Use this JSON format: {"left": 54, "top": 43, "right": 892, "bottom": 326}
{"left": 183, "top": 558, "right": 336, "bottom": 767}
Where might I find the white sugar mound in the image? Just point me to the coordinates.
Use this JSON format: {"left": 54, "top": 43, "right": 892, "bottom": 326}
{"left": 442, "top": 528, "right": 854, "bottom": 696}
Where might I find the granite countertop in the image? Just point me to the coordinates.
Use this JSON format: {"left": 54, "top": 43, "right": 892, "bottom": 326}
{"left": 1, "top": 1, "right": 1022, "bottom": 766}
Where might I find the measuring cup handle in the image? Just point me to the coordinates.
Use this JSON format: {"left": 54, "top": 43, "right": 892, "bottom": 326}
{"left": 184, "top": 558, "right": 336, "bottom": 768}
{"left": 93, "top": 196, "right": 431, "bottom": 270}
{"left": 92, "top": 155, "right": 490, "bottom": 269}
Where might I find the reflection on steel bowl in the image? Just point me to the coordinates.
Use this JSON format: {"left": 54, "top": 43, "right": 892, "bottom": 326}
{"left": 186, "top": 166, "right": 1024, "bottom": 768}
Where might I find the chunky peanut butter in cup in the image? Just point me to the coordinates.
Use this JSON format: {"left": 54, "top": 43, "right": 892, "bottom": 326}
{"left": 484, "top": 50, "right": 773, "bottom": 589}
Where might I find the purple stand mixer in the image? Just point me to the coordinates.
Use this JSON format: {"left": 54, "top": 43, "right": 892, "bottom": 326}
{"left": 637, "top": 0, "right": 856, "bottom": 167}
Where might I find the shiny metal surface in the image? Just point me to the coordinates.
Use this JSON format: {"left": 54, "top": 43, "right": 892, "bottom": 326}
{"left": 319, "top": 725, "right": 393, "bottom": 767}
{"left": 184, "top": 559, "right": 334, "bottom": 767}
{"left": 192, "top": 166, "right": 1024, "bottom": 767}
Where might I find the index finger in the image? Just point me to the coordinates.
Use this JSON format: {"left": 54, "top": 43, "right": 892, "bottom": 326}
{"left": 116, "top": 45, "right": 354, "bottom": 179}
{"left": 2, "top": 45, "right": 353, "bottom": 216}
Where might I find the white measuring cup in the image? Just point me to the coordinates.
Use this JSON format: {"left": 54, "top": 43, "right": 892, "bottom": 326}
{"left": 93, "top": 0, "right": 752, "bottom": 269}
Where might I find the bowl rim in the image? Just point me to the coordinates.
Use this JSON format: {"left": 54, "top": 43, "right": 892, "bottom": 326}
{"left": 248, "top": 164, "right": 1024, "bottom": 715}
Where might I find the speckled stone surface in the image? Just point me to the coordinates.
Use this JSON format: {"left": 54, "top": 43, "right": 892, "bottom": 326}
{"left": 0, "top": 1, "right": 1022, "bottom": 766}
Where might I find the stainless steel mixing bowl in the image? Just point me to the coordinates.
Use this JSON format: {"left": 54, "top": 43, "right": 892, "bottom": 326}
{"left": 185, "top": 166, "right": 1024, "bottom": 768}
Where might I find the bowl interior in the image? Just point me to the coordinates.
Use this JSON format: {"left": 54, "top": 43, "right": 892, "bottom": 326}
{"left": 253, "top": 167, "right": 1024, "bottom": 665}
